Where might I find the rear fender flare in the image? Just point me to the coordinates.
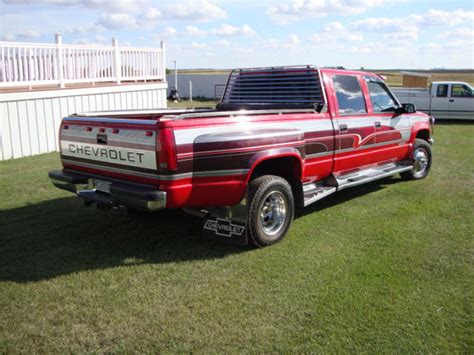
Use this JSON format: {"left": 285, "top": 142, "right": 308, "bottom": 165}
{"left": 245, "top": 147, "right": 304, "bottom": 185}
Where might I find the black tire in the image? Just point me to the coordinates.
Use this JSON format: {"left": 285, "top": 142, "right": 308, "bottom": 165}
{"left": 247, "top": 175, "right": 294, "bottom": 248}
{"left": 400, "top": 138, "right": 432, "bottom": 180}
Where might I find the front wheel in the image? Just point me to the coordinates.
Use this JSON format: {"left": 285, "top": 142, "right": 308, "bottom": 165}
{"left": 247, "top": 175, "right": 294, "bottom": 248}
{"left": 400, "top": 138, "right": 432, "bottom": 180}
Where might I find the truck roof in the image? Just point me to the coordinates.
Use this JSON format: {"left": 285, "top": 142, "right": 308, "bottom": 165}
{"left": 431, "top": 81, "right": 471, "bottom": 85}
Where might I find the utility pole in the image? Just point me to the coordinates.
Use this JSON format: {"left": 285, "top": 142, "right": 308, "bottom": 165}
{"left": 174, "top": 60, "right": 178, "bottom": 91}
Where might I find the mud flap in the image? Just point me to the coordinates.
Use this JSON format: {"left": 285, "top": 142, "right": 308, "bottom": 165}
{"left": 202, "top": 198, "right": 248, "bottom": 246}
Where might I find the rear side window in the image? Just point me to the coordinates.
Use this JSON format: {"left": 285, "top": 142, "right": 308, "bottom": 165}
{"left": 437, "top": 84, "right": 448, "bottom": 97}
{"left": 367, "top": 81, "right": 399, "bottom": 112}
{"left": 451, "top": 84, "right": 472, "bottom": 97}
{"left": 333, "top": 75, "right": 367, "bottom": 115}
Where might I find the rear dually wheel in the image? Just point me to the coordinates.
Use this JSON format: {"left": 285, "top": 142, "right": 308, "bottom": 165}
{"left": 247, "top": 175, "right": 294, "bottom": 248}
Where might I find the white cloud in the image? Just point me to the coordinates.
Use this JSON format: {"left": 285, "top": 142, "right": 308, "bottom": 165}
{"left": 214, "top": 39, "right": 231, "bottom": 47}
{"left": 1, "top": 29, "right": 41, "bottom": 41}
{"left": 99, "top": 13, "right": 136, "bottom": 29}
{"left": 135, "top": 2, "right": 227, "bottom": 28}
{"left": 143, "top": 7, "right": 161, "bottom": 21}
{"left": 350, "top": 17, "right": 413, "bottom": 33}
{"left": 439, "top": 27, "right": 474, "bottom": 40}
{"left": 65, "top": 23, "right": 105, "bottom": 34}
{"left": 266, "top": 0, "right": 383, "bottom": 25}
{"left": 310, "top": 22, "right": 363, "bottom": 43}
{"left": 421, "top": 38, "right": 474, "bottom": 51}
{"left": 288, "top": 34, "right": 300, "bottom": 45}
{"left": 184, "top": 25, "right": 208, "bottom": 36}
{"left": 383, "top": 31, "right": 418, "bottom": 41}
{"left": 162, "top": 1, "right": 226, "bottom": 22}
{"left": 3, "top": 0, "right": 147, "bottom": 12}
{"left": 72, "top": 34, "right": 109, "bottom": 45}
{"left": 82, "top": 0, "right": 146, "bottom": 12}
{"left": 259, "top": 34, "right": 303, "bottom": 50}
{"left": 210, "top": 24, "right": 256, "bottom": 37}
{"left": 350, "top": 9, "right": 474, "bottom": 43}
{"left": 190, "top": 42, "right": 208, "bottom": 49}
{"left": 162, "top": 24, "right": 257, "bottom": 38}
{"left": 417, "top": 9, "right": 474, "bottom": 27}
{"left": 160, "top": 26, "right": 178, "bottom": 38}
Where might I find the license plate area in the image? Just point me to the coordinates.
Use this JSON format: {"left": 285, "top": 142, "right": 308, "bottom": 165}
{"left": 92, "top": 179, "right": 111, "bottom": 193}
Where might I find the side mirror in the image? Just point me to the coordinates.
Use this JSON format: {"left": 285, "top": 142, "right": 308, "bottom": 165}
{"left": 395, "top": 103, "right": 416, "bottom": 115}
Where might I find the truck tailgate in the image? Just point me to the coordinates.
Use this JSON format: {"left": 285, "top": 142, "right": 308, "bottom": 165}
{"left": 59, "top": 116, "right": 159, "bottom": 184}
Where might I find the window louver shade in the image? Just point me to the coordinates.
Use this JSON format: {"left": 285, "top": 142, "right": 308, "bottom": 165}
{"left": 221, "top": 66, "right": 323, "bottom": 108}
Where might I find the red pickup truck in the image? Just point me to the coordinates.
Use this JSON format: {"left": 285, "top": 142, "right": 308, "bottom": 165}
{"left": 49, "top": 66, "right": 434, "bottom": 247}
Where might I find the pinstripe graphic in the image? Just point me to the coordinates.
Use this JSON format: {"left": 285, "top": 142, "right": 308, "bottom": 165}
{"left": 62, "top": 159, "right": 249, "bottom": 181}
{"left": 178, "top": 141, "right": 306, "bottom": 160}
{"left": 60, "top": 115, "right": 423, "bottom": 183}
{"left": 62, "top": 159, "right": 159, "bottom": 179}
{"left": 173, "top": 117, "right": 334, "bottom": 145}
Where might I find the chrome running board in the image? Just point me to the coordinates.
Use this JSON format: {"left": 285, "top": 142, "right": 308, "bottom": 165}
{"left": 303, "top": 183, "right": 337, "bottom": 207}
{"left": 335, "top": 163, "right": 412, "bottom": 190}
{"left": 302, "top": 162, "right": 412, "bottom": 207}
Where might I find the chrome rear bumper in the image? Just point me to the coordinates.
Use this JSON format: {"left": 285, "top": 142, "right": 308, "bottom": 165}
{"left": 49, "top": 169, "right": 166, "bottom": 212}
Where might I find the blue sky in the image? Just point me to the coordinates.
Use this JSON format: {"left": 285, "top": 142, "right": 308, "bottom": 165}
{"left": 1, "top": 0, "right": 473, "bottom": 69}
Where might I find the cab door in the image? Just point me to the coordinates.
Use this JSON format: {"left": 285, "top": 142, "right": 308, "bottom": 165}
{"left": 327, "top": 73, "right": 375, "bottom": 174}
{"left": 449, "top": 83, "right": 474, "bottom": 119}
{"left": 364, "top": 77, "right": 411, "bottom": 165}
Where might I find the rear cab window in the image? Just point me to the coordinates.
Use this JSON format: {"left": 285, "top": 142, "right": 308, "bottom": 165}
{"left": 332, "top": 75, "right": 367, "bottom": 115}
{"left": 437, "top": 84, "right": 448, "bottom": 97}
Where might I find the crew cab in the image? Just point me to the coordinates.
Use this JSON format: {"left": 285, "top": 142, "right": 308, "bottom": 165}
{"left": 394, "top": 81, "right": 473, "bottom": 120}
{"left": 49, "top": 66, "right": 434, "bottom": 247}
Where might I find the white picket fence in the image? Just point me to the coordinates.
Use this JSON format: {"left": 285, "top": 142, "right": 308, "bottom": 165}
{"left": 0, "top": 34, "right": 166, "bottom": 88}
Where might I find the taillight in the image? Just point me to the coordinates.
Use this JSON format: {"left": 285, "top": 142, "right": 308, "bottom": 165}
{"left": 157, "top": 128, "right": 178, "bottom": 171}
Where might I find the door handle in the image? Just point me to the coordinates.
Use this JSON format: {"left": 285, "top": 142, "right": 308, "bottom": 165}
{"left": 449, "top": 99, "right": 454, "bottom": 102}
{"left": 340, "top": 124, "right": 348, "bottom": 132}
{"left": 375, "top": 121, "right": 381, "bottom": 128}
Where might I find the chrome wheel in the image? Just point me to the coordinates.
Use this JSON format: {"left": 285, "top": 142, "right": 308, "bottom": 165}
{"left": 413, "top": 147, "right": 429, "bottom": 178}
{"left": 258, "top": 190, "right": 287, "bottom": 237}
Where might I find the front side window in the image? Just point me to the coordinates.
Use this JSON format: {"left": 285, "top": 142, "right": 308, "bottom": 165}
{"left": 367, "top": 81, "right": 399, "bottom": 113}
{"left": 333, "top": 75, "right": 367, "bottom": 115}
{"left": 451, "top": 84, "right": 472, "bottom": 97}
{"left": 437, "top": 84, "right": 448, "bottom": 97}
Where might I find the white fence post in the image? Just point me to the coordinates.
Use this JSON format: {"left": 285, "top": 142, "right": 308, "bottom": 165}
{"left": 55, "top": 33, "right": 65, "bottom": 88}
{"left": 160, "top": 40, "right": 166, "bottom": 81}
{"left": 189, "top": 80, "right": 192, "bottom": 102}
{"left": 113, "top": 37, "right": 121, "bottom": 84}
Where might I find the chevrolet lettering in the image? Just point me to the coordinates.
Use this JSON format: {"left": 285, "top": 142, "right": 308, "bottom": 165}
{"left": 49, "top": 66, "right": 434, "bottom": 247}
{"left": 66, "top": 143, "right": 145, "bottom": 163}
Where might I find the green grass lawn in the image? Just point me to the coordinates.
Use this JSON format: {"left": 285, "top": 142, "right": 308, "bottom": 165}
{"left": 0, "top": 123, "right": 473, "bottom": 352}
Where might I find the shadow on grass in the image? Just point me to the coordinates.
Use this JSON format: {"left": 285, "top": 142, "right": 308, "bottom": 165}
{"left": 0, "top": 176, "right": 399, "bottom": 283}
{"left": 0, "top": 197, "right": 245, "bottom": 283}
{"left": 297, "top": 176, "right": 397, "bottom": 217}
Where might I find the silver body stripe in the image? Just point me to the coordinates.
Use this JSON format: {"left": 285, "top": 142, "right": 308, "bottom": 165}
{"left": 173, "top": 118, "right": 334, "bottom": 146}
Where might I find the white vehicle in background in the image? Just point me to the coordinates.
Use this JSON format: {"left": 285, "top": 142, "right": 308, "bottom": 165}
{"left": 394, "top": 82, "right": 473, "bottom": 120}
